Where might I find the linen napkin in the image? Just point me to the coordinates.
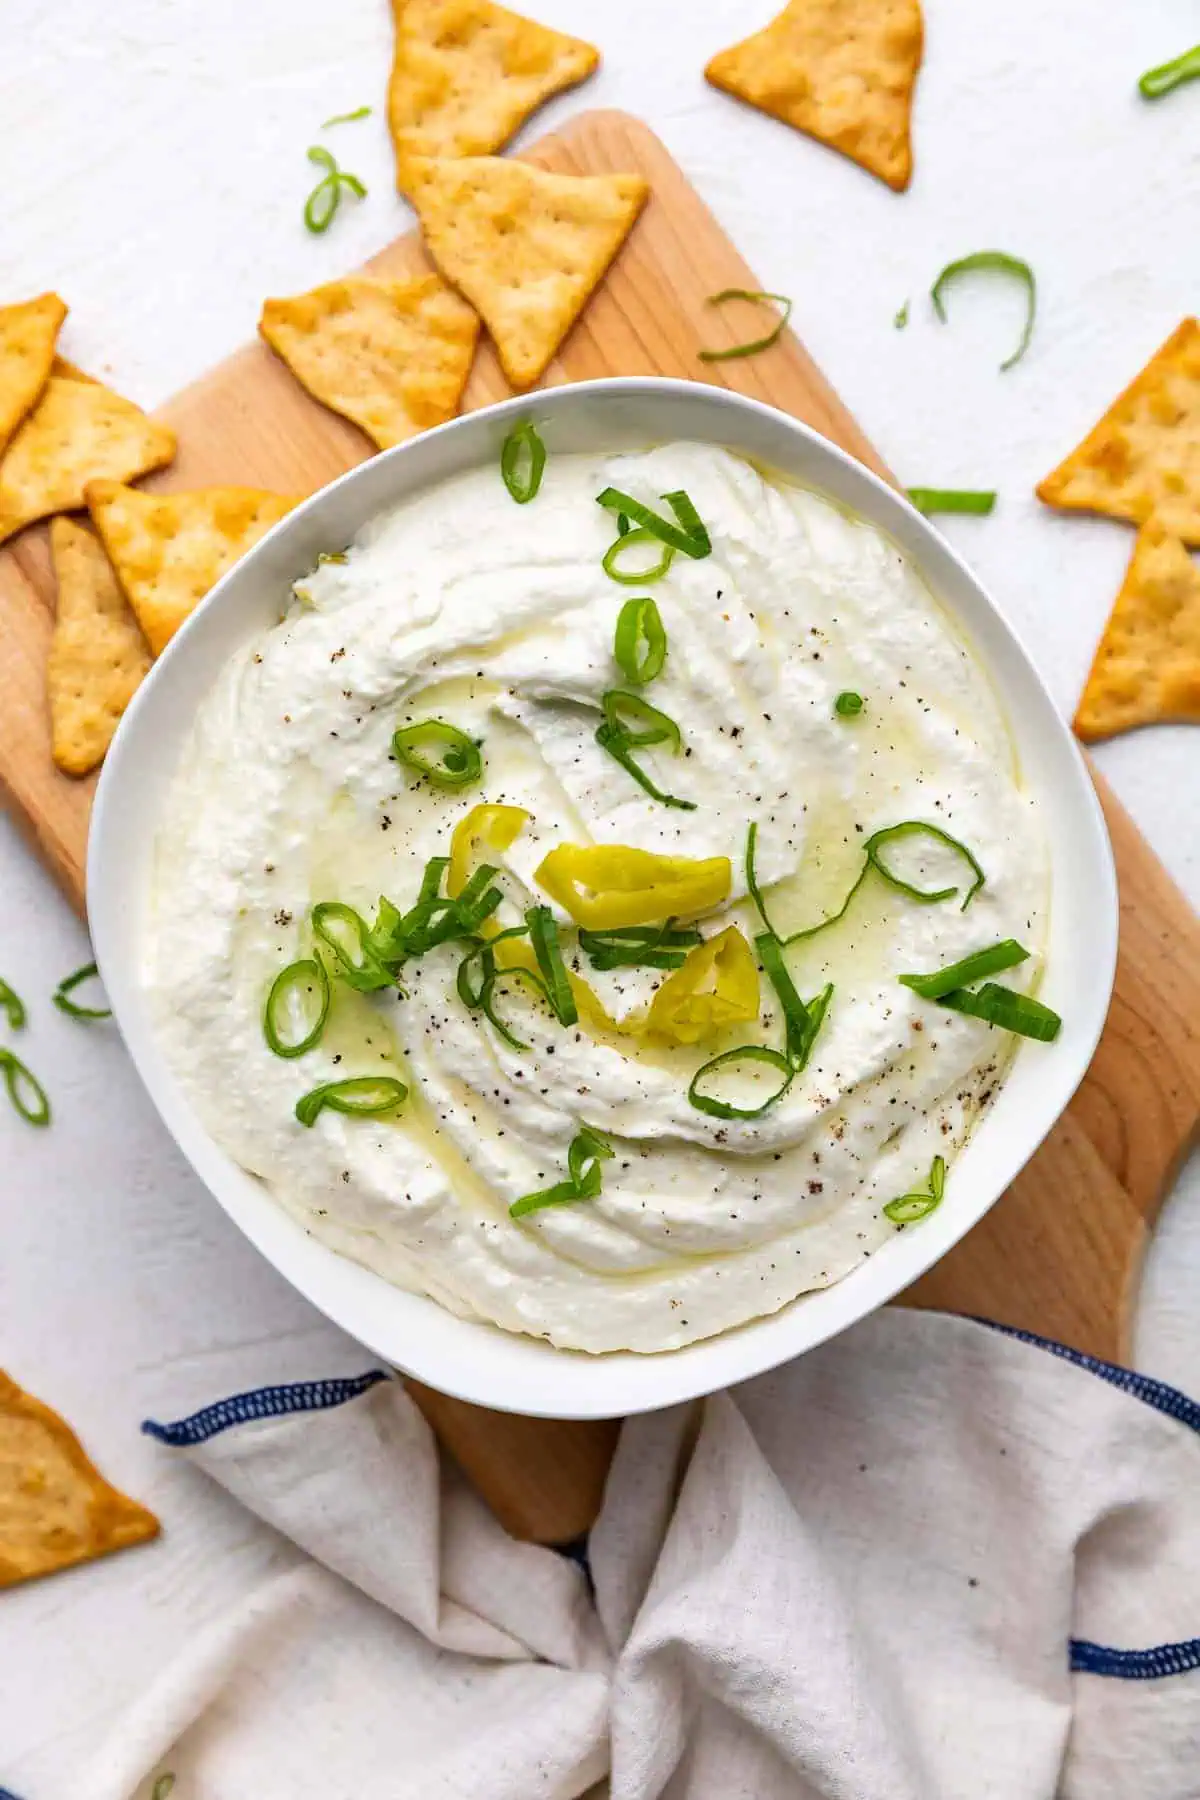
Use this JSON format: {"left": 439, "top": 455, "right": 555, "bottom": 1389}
{"left": 77, "top": 1311, "right": 1199, "bottom": 1800}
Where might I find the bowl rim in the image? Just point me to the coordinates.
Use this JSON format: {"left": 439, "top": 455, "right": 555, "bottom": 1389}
{"left": 88, "top": 375, "right": 1119, "bottom": 1419}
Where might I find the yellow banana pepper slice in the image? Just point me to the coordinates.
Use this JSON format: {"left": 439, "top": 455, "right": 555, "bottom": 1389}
{"left": 448, "top": 803, "right": 530, "bottom": 899}
{"left": 534, "top": 844, "right": 731, "bottom": 929}
{"left": 643, "top": 926, "right": 760, "bottom": 1046}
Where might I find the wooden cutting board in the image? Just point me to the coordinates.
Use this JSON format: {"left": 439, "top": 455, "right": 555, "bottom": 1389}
{"left": 2, "top": 111, "right": 1198, "bottom": 1543}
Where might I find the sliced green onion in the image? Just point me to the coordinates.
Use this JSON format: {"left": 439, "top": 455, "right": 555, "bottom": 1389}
{"left": 907, "top": 488, "right": 996, "bottom": 516}
{"left": 52, "top": 962, "right": 111, "bottom": 1020}
{"left": 756, "top": 934, "right": 832, "bottom": 1074}
{"left": 264, "top": 957, "right": 331, "bottom": 1057}
{"left": 834, "top": 690, "right": 865, "bottom": 717}
{"left": 688, "top": 1044, "right": 795, "bottom": 1121}
{"left": 883, "top": 1155, "right": 946, "bottom": 1224}
{"left": 596, "top": 487, "right": 712, "bottom": 559}
{"left": 152, "top": 1778, "right": 176, "bottom": 1800}
{"left": 322, "top": 104, "right": 372, "bottom": 126}
{"left": 568, "top": 1124, "right": 613, "bottom": 1192}
{"left": 367, "top": 896, "right": 408, "bottom": 964}
{"left": 894, "top": 299, "right": 910, "bottom": 330}
{"left": 900, "top": 939, "right": 1029, "bottom": 1000}
{"left": 500, "top": 421, "right": 546, "bottom": 503}
{"left": 0, "top": 1049, "right": 50, "bottom": 1127}
{"left": 0, "top": 978, "right": 26, "bottom": 1031}
{"left": 930, "top": 250, "right": 1036, "bottom": 372}
{"left": 456, "top": 929, "right": 545, "bottom": 1052}
{"left": 601, "top": 689, "right": 681, "bottom": 749}
{"left": 393, "top": 719, "right": 483, "bottom": 787}
{"left": 510, "top": 1124, "right": 613, "bottom": 1218}
{"left": 614, "top": 596, "right": 667, "bottom": 685}
{"left": 1139, "top": 45, "right": 1200, "bottom": 99}
{"left": 938, "top": 982, "right": 1062, "bottom": 1042}
{"left": 303, "top": 145, "right": 367, "bottom": 234}
{"left": 596, "top": 721, "right": 696, "bottom": 810}
{"left": 866, "top": 822, "right": 985, "bottom": 911}
{"left": 526, "top": 905, "right": 578, "bottom": 1026}
{"left": 744, "top": 821, "right": 783, "bottom": 940}
{"left": 601, "top": 528, "right": 676, "bottom": 586}
{"left": 698, "top": 288, "right": 792, "bottom": 362}
{"left": 312, "top": 902, "right": 394, "bottom": 991}
{"left": 579, "top": 921, "right": 701, "bottom": 972}
{"left": 295, "top": 1075, "right": 407, "bottom": 1127}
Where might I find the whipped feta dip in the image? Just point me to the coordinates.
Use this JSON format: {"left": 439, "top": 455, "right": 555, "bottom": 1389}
{"left": 146, "top": 441, "right": 1049, "bottom": 1353}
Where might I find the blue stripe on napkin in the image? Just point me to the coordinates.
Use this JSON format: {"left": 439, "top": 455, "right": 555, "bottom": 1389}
{"left": 142, "top": 1370, "right": 388, "bottom": 1445}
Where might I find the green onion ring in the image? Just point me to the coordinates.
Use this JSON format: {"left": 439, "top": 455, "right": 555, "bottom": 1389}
{"left": 907, "top": 489, "right": 997, "bottom": 517}
{"left": 312, "top": 902, "right": 394, "bottom": 991}
{"left": 295, "top": 1074, "right": 407, "bottom": 1127}
{"left": 938, "top": 982, "right": 1061, "bottom": 1042}
{"left": 1139, "top": 45, "right": 1200, "bottom": 99}
{"left": 302, "top": 146, "right": 366, "bottom": 234}
{"left": 568, "top": 1124, "right": 613, "bottom": 1191}
{"left": 883, "top": 1155, "right": 946, "bottom": 1224}
{"left": 614, "top": 596, "right": 667, "bottom": 685}
{"left": 264, "top": 956, "right": 331, "bottom": 1058}
{"left": 601, "top": 689, "right": 681, "bottom": 749}
{"left": 52, "top": 961, "right": 111, "bottom": 1020}
{"left": 698, "top": 288, "right": 793, "bottom": 362}
{"left": 899, "top": 939, "right": 1029, "bottom": 1000}
{"left": 321, "top": 104, "right": 372, "bottom": 126}
{"left": 866, "top": 821, "right": 985, "bottom": 911}
{"left": 930, "top": 251, "right": 1036, "bottom": 372}
{"left": 595, "top": 487, "right": 712, "bottom": 559}
{"left": 894, "top": 299, "right": 910, "bottom": 330}
{"left": 834, "top": 690, "right": 865, "bottom": 717}
{"left": 687, "top": 1044, "right": 795, "bottom": 1120}
{"left": 393, "top": 719, "right": 483, "bottom": 788}
{"left": 0, "top": 978, "right": 26, "bottom": 1031}
{"left": 500, "top": 421, "right": 546, "bottom": 503}
{"left": 526, "top": 905, "right": 578, "bottom": 1026}
{"left": 0, "top": 1048, "right": 50, "bottom": 1127}
{"left": 601, "top": 527, "right": 676, "bottom": 586}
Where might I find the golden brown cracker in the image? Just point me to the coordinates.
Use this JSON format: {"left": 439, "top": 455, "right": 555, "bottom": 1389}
{"left": 259, "top": 273, "right": 479, "bottom": 450}
{"left": 705, "top": 0, "right": 923, "bottom": 192}
{"left": 47, "top": 518, "right": 152, "bottom": 776}
{"left": 0, "top": 1370, "right": 159, "bottom": 1588}
{"left": 0, "top": 370, "right": 175, "bottom": 545}
{"left": 0, "top": 293, "right": 67, "bottom": 455}
{"left": 1038, "top": 319, "right": 1200, "bottom": 544}
{"left": 86, "top": 481, "right": 300, "bottom": 655}
{"left": 405, "top": 155, "right": 648, "bottom": 389}
{"left": 1075, "top": 520, "right": 1200, "bottom": 741}
{"left": 387, "top": 0, "right": 597, "bottom": 177}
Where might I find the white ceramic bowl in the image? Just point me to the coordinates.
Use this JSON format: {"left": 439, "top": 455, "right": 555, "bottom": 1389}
{"left": 89, "top": 378, "right": 1118, "bottom": 1420}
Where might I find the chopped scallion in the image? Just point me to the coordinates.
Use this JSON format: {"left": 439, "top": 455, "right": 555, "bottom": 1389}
{"left": 393, "top": 719, "right": 483, "bottom": 788}
{"left": 834, "top": 690, "right": 865, "bottom": 717}
{"left": 698, "top": 288, "right": 792, "bottom": 362}
{"left": 930, "top": 250, "right": 1036, "bottom": 371}
{"left": 907, "top": 488, "right": 996, "bottom": 516}
{"left": 0, "top": 978, "right": 26, "bottom": 1031}
{"left": 52, "top": 962, "right": 111, "bottom": 1020}
{"left": 614, "top": 596, "right": 667, "bottom": 685}
{"left": 596, "top": 487, "right": 711, "bottom": 559}
{"left": 295, "top": 1075, "right": 407, "bottom": 1127}
{"left": 883, "top": 1155, "right": 946, "bottom": 1224}
{"left": 1139, "top": 44, "right": 1200, "bottom": 99}
{"left": 264, "top": 956, "right": 331, "bottom": 1057}
{"left": 899, "top": 939, "right": 1029, "bottom": 1000}
{"left": 0, "top": 1049, "right": 50, "bottom": 1127}
{"left": 938, "top": 982, "right": 1062, "bottom": 1042}
{"left": 500, "top": 420, "right": 546, "bottom": 503}
{"left": 601, "top": 528, "right": 675, "bottom": 586}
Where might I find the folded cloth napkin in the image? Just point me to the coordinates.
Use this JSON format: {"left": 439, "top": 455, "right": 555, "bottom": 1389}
{"left": 79, "top": 1311, "right": 1199, "bottom": 1800}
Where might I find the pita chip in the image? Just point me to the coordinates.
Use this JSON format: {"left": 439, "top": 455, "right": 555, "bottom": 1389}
{"left": 1074, "top": 520, "right": 1200, "bottom": 741}
{"left": 0, "top": 292, "right": 67, "bottom": 455}
{"left": 1038, "top": 318, "right": 1200, "bottom": 545}
{"left": 47, "top": 518, "right": 152, "bottom": 776}
{"left": 705, "top": 0, "right": 923, "bottom": 192}
{"left": 0, "top": 368, "right": 175, "bottom": 545}
{"left": 0, "top": 1369, "right": 159, "bottom": 1588}
{"left": 388, "top": 0, "right": 597, "bottom": 177}
{"left": 87, "top": 482, "right": 299, "bottom": 655}
{"left": 259, "top": 273, "right": 479, "bottom": 450}
{"left": 405, "top": 155, "right": 648, "bottom": 389}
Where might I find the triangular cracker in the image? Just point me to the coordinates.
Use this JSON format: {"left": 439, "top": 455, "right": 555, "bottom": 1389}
{"left": 0, "top": 293, "right": 67, "bottom": 455}
{"left": 86, "top": 481, "right": 300, "bottom": 655}
{"left": 259, "top": 273, "right": 480, "bottom": 450}
{"left": 1075, "top": 520, "right": 1200, "bottom": 741}
{"left": 387, "top": 0, "right": 597, "bottom": 177}
{"left": 0, "top": 368, "right": 175, "bottom": 545}
{"left": 0, "top": 1369, "right": 159, "bottom": 1588}
{"left": 405, "top": 156, "right": 648, "bottom": 390}
{"left": 705, "top": 0, "right": 923, "bottom": 192}
{"left": 1038, "top": 319, "right": 1200, "bottom": 545}
{"left": 47, "top": 518, "right": 153, "bottom": 776}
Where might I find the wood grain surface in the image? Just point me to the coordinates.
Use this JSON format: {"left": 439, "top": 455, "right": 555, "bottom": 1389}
{"left": 1, "top": 111, "right": 1197, "bottom": 1542}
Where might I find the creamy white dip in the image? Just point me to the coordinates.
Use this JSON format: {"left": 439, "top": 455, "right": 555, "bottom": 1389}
{"left": 147, "top": 442, "right": 1048, "bottom": 1353}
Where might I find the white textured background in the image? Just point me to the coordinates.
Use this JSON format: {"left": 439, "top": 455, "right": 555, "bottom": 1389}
{"left": 2, "top": 0, "right": 1199, "bottom": 1785}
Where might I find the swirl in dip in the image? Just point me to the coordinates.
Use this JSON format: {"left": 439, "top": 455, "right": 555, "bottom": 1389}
{"left": 147, "top": 441, "right": 1049, "bottom": 1354}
